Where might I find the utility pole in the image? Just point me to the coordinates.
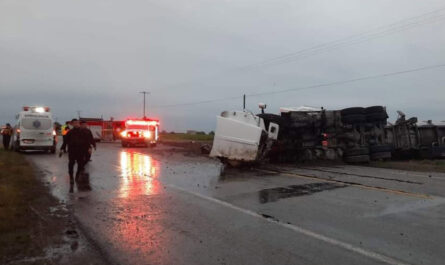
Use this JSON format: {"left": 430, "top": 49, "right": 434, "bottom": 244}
{"left": 243, "top": 94, "right": 246, "bottom": 110}
{"left": 139, "top": 91, "right": 150, "bottom": 118}
{"left": 76, "top": 110, "right": 81, "bottom": 119}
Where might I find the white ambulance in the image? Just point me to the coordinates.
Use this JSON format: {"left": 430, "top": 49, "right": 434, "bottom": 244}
{"left": 11, "top": 106, "right": 57, "bottom": 153}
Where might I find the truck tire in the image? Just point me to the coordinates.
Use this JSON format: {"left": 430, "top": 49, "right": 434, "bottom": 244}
{"left": 150, "top": 143, "right": 157, "bottom": 148}
{"left": 431, "top": 146, "right": 445, "bottom": 158}
{"left": 344, "top": 147, "right": 369, "bottom": 156}
{"left": 365, "top": 106, "right": 385, "bottom": 114}
{"left": 366, "top": 112, "right": 388, "bottom": 122}
{"left": 121, "top": 141, "right": 128, "bottom": 147}
{"left": 341, "top": 107, "right": 365, "bottom": 116}
{"left": 370, "top": 145, "right": 392, "bottom": 153}
{"left": 344, "top": 154, "right": 370, "bottom": 163}
{"left": 370, "top": 151, "right": 391, "bottom": 161}
{"left": 342, "top": 114, "right": 366, "bottom": 124}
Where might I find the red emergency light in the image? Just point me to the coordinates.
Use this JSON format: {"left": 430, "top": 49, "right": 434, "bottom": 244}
{"left": 126, "top": 120, "right": 159, "bottom": 126}
{"left": 22, "top": 106, "right": 50, "bottom": 112}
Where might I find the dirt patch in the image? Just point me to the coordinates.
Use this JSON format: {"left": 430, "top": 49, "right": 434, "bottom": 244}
{"left": 259, "top": 182, "right": 346, "bottom": 203}
{"left": 0, "top": 149, "right": 105, "bottom": 265}
{"left": 160, "top": 140, "right": 212, "bottom": 155}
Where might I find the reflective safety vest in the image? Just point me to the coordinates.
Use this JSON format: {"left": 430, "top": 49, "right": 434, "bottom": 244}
{"left": 1, "top": 127, "right": 12, "bottom": 136}
{"left": 61, "top": 125, "right": 69, "bottom": 136}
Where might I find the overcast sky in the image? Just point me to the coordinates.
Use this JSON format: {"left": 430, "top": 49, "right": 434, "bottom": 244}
{"left": 1, "top": 0, "right": 445, "bottom": 131}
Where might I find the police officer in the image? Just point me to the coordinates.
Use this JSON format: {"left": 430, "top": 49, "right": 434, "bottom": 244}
{"left": 1, "top": 123, "right": 12, "bottom": 150}
{"left": 80, "top": 120, "right": 96, "bottom": 163}
{"left": 60, "top": 119, "right": 89, "bottom": 192}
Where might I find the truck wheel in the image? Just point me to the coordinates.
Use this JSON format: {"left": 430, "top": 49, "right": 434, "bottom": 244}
{"left": 366, "top": 112, "right": 388, "bottom": 122}
{"left": 342, "top": 114, "right": 366, "bottom": 124}
{"left": 344, "top": 147, "right": 369, "bottom": 156}
{"left": 341, "top": 107, "right": 365, "bottom": 116}
{"left": 344, "top": 154, "right": 370, "bottom": 163}
{"left": 370, "top": 152, "right": 391, "bottom": 161}
{"left": 364, "top": 106, "right": 385, "bottom": 114}
{"left": 121, "top": 142, "right": 127, "bottom": 147}
{"left": 370, "top": 145, "right": 392, "bottom": 154}
{"left": 150, "top": 143, "right": 157, "bottom": 148}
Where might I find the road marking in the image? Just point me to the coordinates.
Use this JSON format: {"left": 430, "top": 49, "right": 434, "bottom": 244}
{"left": 258, "top": 168, "right": 432, "bottom": 199}
{"left": 169, "top": 184, "right": 412, "bottom": 265}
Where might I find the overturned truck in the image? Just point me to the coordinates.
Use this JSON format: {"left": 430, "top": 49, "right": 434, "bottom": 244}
{"left": 386, "top": 111, "right": 445, "bottom": 159}
{"left": 210, "top": 105, "right": 445, "bottom": 164}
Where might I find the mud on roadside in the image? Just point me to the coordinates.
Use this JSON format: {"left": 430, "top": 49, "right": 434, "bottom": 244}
{"left": 0, "top": 150, "right": 106, "bottom": 265}
{"left": 159, "top": 140, "right": 212, "bottom": 156}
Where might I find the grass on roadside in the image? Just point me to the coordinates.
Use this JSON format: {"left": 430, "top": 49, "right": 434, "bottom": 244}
{"left": 0, "top": 148, "right": 49, "bottom": 262}
{"left": 370, "top": 159, "right": 445, "bottom": 173}
{"left": 160, "top": 132, "right": 214, "bottom": 142}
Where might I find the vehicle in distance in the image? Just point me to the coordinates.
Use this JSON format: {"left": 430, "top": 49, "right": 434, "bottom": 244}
{"left": 120, "top": 119, "right": 159, "bottom": 147}
{"left": 11, "top": 106, "right": 57, "bottom": 153}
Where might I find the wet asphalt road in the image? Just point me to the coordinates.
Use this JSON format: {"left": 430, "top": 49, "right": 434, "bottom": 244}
{"left": 26, "top": 142, "right": 445, "bottom": 265}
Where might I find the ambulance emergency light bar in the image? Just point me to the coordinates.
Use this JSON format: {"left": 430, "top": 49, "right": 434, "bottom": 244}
{"left": 23, "top": 106, "right": 50, "bottom": 113}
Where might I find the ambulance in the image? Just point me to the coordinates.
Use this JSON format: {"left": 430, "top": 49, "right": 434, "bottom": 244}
{"left": 11, "top": 106, "right": 57, "bottom": 153}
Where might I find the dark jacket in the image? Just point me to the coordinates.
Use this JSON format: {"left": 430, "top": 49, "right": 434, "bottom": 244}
{"left": 61, "top": 127, "right": 90, "bottom": 154}
{"left": 84, "top": 128, "right": 96, "bottom": 149}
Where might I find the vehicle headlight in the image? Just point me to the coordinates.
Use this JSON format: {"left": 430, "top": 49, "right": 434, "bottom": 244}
{"left": 143, "top": 131, "right": 151, "bottom": 138}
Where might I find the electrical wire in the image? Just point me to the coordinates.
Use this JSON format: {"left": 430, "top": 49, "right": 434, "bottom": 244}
{"left": 156, "top": 6, "right": 445, "bottom": 91}
{"left": 152, "top": 63, "right": 445, "bottom": 108}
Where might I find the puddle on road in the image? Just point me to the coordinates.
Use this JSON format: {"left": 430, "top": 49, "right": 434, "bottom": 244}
{"left": 259, "top": 182, "right": 346, "bottom": 203}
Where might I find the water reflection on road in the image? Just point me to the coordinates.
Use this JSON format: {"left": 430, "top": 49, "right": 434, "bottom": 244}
{"left": 112, "top": 151, "right": 169, "bottom": 264}
{"left": 119, "top": 151, "right": 160, "bottom": 198}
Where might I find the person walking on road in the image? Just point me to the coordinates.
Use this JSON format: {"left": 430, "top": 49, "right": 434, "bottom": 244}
{"left": 80, "top": 120, "right": 96, "bottom": 164}
{"left": 1, "top": 123, "right": 13, "bottom": 150}
{"left": 60, "top": 119, "right": 89, "bottom": 192}
{"left": 61, "top": 121, "right": 70, "bottom": 146}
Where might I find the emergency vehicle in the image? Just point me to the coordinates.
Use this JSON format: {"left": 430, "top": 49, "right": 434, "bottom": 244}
{"left": 120, "top": 119, "right": 159, "bottom": 147}
{"left": 11, "top": 106, "right": 57, "bottom": 153}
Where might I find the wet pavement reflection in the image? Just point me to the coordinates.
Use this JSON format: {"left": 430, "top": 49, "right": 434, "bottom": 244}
{"left": 109, "top": 150, "right": 171, "bottom": 264}
{"left": 119, "top": 151, "right": 160, "bottom": 198}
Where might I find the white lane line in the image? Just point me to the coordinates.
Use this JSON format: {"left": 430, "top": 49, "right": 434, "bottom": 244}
{"left": 169, "top": 184, "right": 413, "bottom": 265}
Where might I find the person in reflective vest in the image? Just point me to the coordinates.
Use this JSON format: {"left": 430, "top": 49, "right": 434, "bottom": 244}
{"left": 1, "top": 123, "right": 12, "bottom": 150}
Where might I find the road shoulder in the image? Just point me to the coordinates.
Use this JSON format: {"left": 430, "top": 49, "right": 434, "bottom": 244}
{"left": 0, "top": 149, "right": 106, "bottom": 265}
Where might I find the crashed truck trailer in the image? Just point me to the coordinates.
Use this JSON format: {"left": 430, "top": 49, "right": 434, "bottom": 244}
{"left": 385, "top": 111, "right": 445, "bottom": 159}
{"left": 210, "top": 106, "right": 445, "bottom": 164}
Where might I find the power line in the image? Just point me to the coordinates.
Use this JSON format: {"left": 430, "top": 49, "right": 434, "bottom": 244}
{"left": 152, "top": 63, "right": 445, "bottom": 108}
{"left": 238, "top": 11, "right": 445, "bottom": 70}
{"left": 156, "top": 6, "right": 445, "bottom": 91}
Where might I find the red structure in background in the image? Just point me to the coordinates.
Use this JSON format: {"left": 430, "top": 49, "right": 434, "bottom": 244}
{"left": 80, "top": 117, "right": 126, "bottom": 142}
{"left": 80, "top": 117, "right": 159, "bottom": 142}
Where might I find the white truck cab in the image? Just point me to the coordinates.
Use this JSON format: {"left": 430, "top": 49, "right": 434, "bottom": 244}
{"left": 210, "top": 110, "right": 279, "bottom": 164}
{"left": 11, "top": 106, "right": 57, "bottom": 153}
